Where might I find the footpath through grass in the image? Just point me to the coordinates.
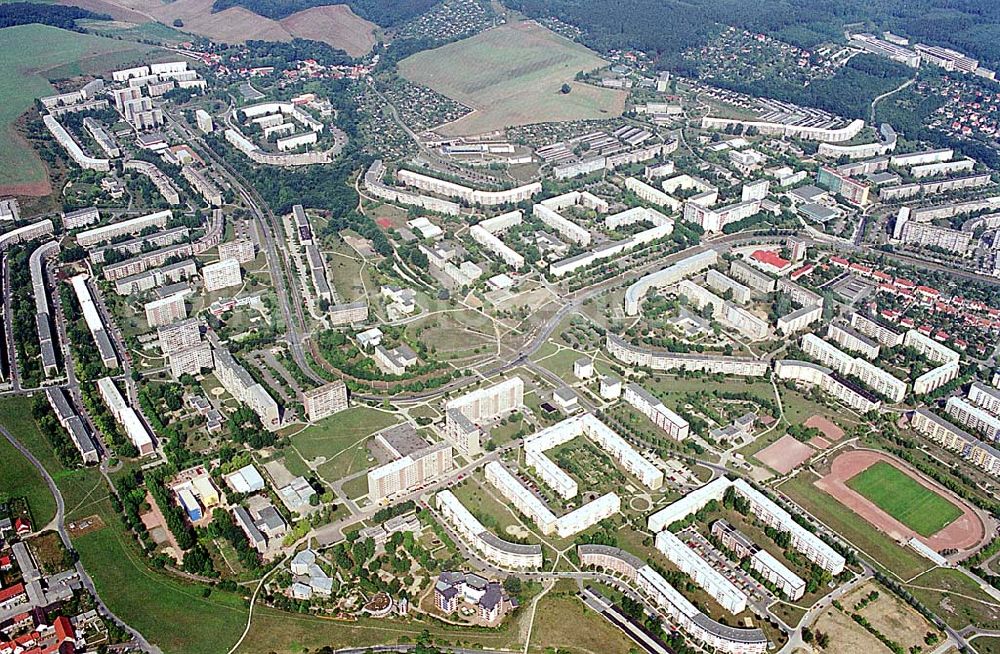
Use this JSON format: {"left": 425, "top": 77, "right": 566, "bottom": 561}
{"left": 845, "top": 461, "right": 962, "bottom": 537}
{"left": 0, "top": 396, "right": 247, "bottom": 654}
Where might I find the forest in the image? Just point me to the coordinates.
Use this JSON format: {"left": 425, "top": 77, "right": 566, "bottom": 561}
{"left": 0, "top": 2, "right": 108, "bottom": 30}
{"left": 210, "top": 0, "right": 437, "bottom": 26}
{"left": 506, "top": 0, "right": 1000, "bottom": 69}
{"left": 710, "top": 54, "right": 914, "bottom": 120}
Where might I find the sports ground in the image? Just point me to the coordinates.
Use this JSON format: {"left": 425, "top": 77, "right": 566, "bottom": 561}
{"left": 399, "top": 20, "right": 626, "bottom": 136}
{"left": 846, "top": 460, "right": 962, "bottom": 537}
{"left": 815, "top": 449, "right": 985, "bottom": 552}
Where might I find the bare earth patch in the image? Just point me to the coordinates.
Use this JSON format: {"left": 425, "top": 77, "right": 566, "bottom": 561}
{"left": 756, "top": 434, "right": 814, "bottom": 474}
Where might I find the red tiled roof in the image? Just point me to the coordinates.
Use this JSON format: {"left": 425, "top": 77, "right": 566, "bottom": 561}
{"left": 751, "top": 249, "right": 790, "bottom": 269}
{"left": 0, "top": 582, "right": 26, "bottom": 603}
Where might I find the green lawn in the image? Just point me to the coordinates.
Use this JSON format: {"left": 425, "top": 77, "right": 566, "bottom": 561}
{"left": 846, "top": 461, "right": 962, "bottom": 537}
{"left": 0, "top": 397, "right": 248, "bottom": 654}
{"left": 0, "top": 24, "right": 153, "bottom": 189}
{"left": 235, "top": 605, "right": 524, "bottom": 654}
{"left": 0, "top": 430, "right": 56, "bottom": 526}
{"left": 289, "top": 406, "right": 400, "bottom": 461}
{"left": 779, "top": 471, "right": 931, "bottom": 580}
{"left": 74, "top": 499, "right": 250, "bottom": 654}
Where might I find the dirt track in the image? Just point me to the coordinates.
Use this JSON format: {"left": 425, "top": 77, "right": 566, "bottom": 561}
{"left": 815, "top": 449, "right": 986, "bottom": 553}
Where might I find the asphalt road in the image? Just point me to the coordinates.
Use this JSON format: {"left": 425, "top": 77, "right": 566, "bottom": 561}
{"left": 0, "top": 425, "right": 157, "bottom": 653}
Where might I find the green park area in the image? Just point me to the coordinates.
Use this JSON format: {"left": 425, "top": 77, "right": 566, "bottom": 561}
{"left": 846, "top": 461, "right": 962, "bottom": 537}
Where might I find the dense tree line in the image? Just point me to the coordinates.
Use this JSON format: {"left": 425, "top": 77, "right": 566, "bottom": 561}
{"left": 241, "top": 39, "right": 353, "bottom": 67}
{"left": 508, "top": 0, "right": 1000, "bottom": 69}
{"left": 707, "top": 54, "right": 913, "bottom": 120}
{"left": 0, "top": 2, "right": 108, "bottom": 30}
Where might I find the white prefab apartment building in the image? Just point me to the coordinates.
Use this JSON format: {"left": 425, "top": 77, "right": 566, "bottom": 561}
{"left": 801, "top": 334, "right": 907, "bottom": 402}
{"left": 76, "top": 210, "right": 171, "bottom": 247}
{"left": 144, "top": 292, "right": 187, "bottom": 328}
{"left": 524, "top": 414, "right": 664, "bottom": 494}
{"left": 302, "top": 382, "right": 349, "bottom": 422}
{"left": 444, "top": 377, "right": 524, "bottom": 455}
{"left": 484, "top": 461, "right": 620, "bottom": 538}
{"left": 202, "top": 258, "right": 242, "bottom": 291}
{"left": 436, "top": 490, "right": 543, "bottom": 569}
{"left": 396, "top": 169, "right": 541, "bottom": 207}
{"left": 158, "top": 318, "right": 201, "bottom": 354}
{"left": 367, "top": 442, "right": 454, "bottom": 504}
{"left": 655, "top": 530, "right": 748, "bottom": 615}
{"left": 578, "top": 545, "right": 767, "bottom": 654}
{"left": 97, "top": 377, "right": 154, "bottom": 456}
{"left": 214, "top": 348, "right": 280, "bottom": 429}
{"left": 218, "top": 239, "right": 256, "bottom": 264}
{"left": 647, "top": 477, "right": 845, "bottom": 575}
{"left": 910, "top": 409, "right": 1000, "bottom": 477}
{"left": 623, "top": 383, "right": 689, "bottom": 440}
{"left": 625, "top": 250, "right": 718, "bottom": 316}
{"left": 946, "top": 396, "right": 1000, "bottom": 440}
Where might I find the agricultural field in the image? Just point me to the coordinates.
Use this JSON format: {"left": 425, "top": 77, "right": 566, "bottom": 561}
{"left": 96, "top": 0, "right": 377, "bottom": 55}
{"left": 276, "top": 5, "right": 377, "bottom": 57}
{"left": 845, "top": 461, "right": 962, "bottom": 537}
{"left": 0, "top": 24, "right": 153, "bottom": 194}
{"left": 399, "top": 20, "right": 626, "bottom": 136}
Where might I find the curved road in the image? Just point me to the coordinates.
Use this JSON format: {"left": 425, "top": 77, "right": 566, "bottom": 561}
{"left": 0, "top": 426, "right": 157, "bottom": 653}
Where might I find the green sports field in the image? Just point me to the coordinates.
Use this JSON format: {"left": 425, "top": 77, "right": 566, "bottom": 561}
{"left": 846, "top": 461, "right": 962, "bottom": 537}
{"left": 399, "top": 19, "right": 625, "bottom": 136}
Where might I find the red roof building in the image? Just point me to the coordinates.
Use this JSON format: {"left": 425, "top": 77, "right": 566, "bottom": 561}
{"left": 790, "top": 264, "right": 814, "bottom": 280}
{"left": 873, "top": 271, "right": 893, "bottom": 282}
{"left": 750, "top": 249, "right": 792, "bottom": 273}
{"left": 0, "top": 583, "right": 26, "bottom": 609}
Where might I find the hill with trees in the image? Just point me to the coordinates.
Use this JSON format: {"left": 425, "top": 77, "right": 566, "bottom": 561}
{"left": 506, "top": 0, "right": 1000, "bottom": 70}
{"left": 210, "top": 0, "right": 438, "bottom": 26}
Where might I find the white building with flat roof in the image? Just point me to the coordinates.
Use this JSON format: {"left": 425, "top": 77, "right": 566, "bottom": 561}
{"left": 302, "top": 382, "right": 348, "bottom": 422}
{"left": 947, "top": 396, "right": 1000, "bottom": 440}
{"left": 625, "top": 250, "right": 718, "bottom": 315}
{"left": 203, "top": 258, "right": 242, "bottom": 291}
{"left": 144, "top": 292, "right": 187, "bottom": 328}
{"left": 436, "top": 490, "right": 543, "bottom": 569}
{"left": 623, "top": 383, "right": 689, "bottom": 440}
{"left": 76, "top": 210, "right": 171, "bottom": 248}
{"left": 97, "top": 377, "right": 154, "bottom": 456}
{"left": 655, "top": 530, "right": 748, "bottom": 614}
